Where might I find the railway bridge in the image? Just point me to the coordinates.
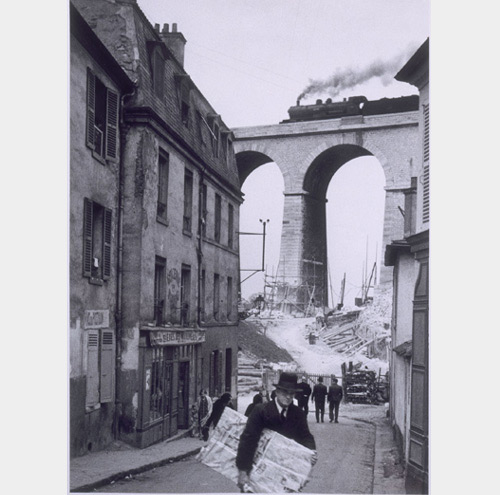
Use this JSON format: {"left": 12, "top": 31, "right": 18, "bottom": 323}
{"left": 233, "top": 98, "right": 420, "bottom": 311}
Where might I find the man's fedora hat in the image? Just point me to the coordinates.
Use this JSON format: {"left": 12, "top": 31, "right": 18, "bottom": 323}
{"left": 273, "top": 372, "right": 301, "bottom": 392}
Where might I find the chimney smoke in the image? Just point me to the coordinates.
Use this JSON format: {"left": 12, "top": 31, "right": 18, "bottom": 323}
{"left": 296, "top": 44, "right": 418, "bottom": 104}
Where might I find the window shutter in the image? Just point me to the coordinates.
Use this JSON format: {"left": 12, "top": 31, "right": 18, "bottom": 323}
{"left": 105, "top": 88, "right": 119, "bottom": 160}
{"left": 83, "top": 198, "right": 93, "bottom": 277}
{"left": 209, "top": 352, "right": 214, "bottom": 396}
{"left": 86, "top": 330, "right": 100, "bottom": 408}
{"left": 103, "top": 207, "right": 112, "bottom": 280}
{"left": 100, "top": 330, "right": 115, "bottom": 403}
{"left": 86, "top": 68, "right": 96, "bottom": 149}
{"left": 422, "top": 104, "right": 430, "bottom": 223}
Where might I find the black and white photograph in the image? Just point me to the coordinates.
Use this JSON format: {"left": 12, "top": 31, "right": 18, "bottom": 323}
{"left": 6, "top": 1, "right": 500, "bottom": 494}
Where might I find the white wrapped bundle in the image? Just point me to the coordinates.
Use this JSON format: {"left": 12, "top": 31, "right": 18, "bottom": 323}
{"left": 197, "top": 407, "right": 314, "bottom": 493}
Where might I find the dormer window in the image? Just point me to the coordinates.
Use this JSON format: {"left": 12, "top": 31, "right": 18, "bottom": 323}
{"left": 175, "top": 75, "right": 193, "bottom": 128}
{"left": 147, "top": 41, "right": 168, "bottom": 98}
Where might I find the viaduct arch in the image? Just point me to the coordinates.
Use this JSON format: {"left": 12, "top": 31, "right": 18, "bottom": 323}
{"left": 233, "top": 108, "right": 420, "bottom": 311}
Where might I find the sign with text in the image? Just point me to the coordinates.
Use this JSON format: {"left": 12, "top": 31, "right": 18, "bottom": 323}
{"left": 149, "top": 329, "right": 206, "bottom": 346}
{"left": 84, "top": 310, "right": 110, "bottom": 329}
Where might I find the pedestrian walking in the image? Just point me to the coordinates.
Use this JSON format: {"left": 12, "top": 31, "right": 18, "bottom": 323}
{"left": 244, "top": 393, "right": 263, "bottom": 417}
{"left": 203, "top": 392, "right": 233, "bottom": 440}
{"left": 295, "top": 376, "right": 312, "bottom": 414}
{"left": 311, "top": 376, "right": 328, "bottom": 423}
{"left": 197, "top": 389, "right": 213, "bottom": 440}
{"left": 327, "top": 377, "right": 343, "bottom": 423}
{"left": 236, "top": 372, "right": 317, "bottom": 491}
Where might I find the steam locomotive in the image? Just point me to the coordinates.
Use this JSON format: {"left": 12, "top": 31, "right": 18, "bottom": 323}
{"left": 282, "top": 94, "right": 418, "bottom": 123}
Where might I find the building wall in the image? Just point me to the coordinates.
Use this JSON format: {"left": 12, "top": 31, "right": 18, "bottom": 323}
{"left": 71, "top": 0, "right": 242, "bottom": 453}
{"left": 390, "top": 253, "right": 418, "bottom": 461}
{"left": 69, "top": 32, "right": 124, "bottom": 457}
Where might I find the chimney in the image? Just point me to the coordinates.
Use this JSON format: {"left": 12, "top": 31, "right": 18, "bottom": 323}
{"left": 160, "top": 22, "right": 187, "bottom": 67}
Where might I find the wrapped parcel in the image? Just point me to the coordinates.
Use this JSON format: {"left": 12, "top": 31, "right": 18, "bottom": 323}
{"left": 197, "top": 407, "right": 314, "bottom": 493}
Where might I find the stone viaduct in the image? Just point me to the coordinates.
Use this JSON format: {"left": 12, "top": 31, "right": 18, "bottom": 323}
{"left": 233, "top": 108, "right": 420, "bottom": 311}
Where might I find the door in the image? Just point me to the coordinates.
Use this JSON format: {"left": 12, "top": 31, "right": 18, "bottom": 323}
{"left": 177, "top": 361, "right": 190, "bottom": 428}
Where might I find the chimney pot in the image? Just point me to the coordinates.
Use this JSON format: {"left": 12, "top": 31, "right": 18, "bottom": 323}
{"left": 162, "top": 23, "right": 169, "bottom": 33}
{"left": 172, "top": 23, "right": 178, "bottom": 32}
{"left": 154, "top": 23, "right": 160, "bottom": 32}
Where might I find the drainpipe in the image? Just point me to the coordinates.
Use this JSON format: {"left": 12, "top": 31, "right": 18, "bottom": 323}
{"left": 197, "top": 169, "right": 206, "bottom": 327}
{"left": 114, "top": 84, "right": 136, "bottom": 439}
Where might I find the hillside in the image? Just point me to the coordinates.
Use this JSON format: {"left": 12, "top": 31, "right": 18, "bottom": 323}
{"left": 237, "top": 319, "right": 294, "bottom": 364}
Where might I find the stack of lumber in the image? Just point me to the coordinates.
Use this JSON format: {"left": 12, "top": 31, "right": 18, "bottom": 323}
{"left": 341, "top": 362, "right": 389, "bottom": 404}
{"left": 237, "top": 356, "right": 267, "bottom": 395}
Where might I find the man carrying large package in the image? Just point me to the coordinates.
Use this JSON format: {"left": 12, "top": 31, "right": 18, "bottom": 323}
{"left": 236, "top": 372, "right": 317, "bottom": 491}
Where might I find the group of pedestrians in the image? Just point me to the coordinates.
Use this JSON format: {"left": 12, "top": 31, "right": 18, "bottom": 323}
{"left": 293, "top": 375, "right": 343, "bottom": 423}
{"left": 192, "top": 389, "right": 234, "bottom": 441}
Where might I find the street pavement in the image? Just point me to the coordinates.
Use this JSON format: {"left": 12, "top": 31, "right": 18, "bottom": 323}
{"left": 70, "top": 403, "right": 405, "bottom": 494}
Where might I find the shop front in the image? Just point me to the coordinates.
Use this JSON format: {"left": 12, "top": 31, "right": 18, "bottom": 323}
{"left": 136, "top": 327, "right": 205, "bottom": 448}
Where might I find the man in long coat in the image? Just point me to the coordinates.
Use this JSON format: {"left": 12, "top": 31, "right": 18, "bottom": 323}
{"left": 327, "top": 377, "right": 343, "bottom": 423}
{"left": 311, "top": 376, "right": 328, "bottom": 423}
{"left": 236, "top": 372, "right": 316, "bottom": 489}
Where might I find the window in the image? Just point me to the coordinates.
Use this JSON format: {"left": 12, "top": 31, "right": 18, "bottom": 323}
{"left": 149, "top": 347, "right": 173, "bottom": 423}
{"left": 200, "top": 269, "right": 206, "bottom": 322}
{"left": 181, "top": 101, "right": 190, "bottom": 127}
{"left": 213, "top": 273, "right": 220, "bottom": 321}
{"left": 86, "top": 329, "right": 115, "bottom": 410}
{"left": 227, "top": 276, "right": 233, "bottom": 320}
{"left": 227, "top": 203, "right": 234, "bottom": 248}
{"left": 183, "top": 169, "right": 193, "bottom": 233}
{"left": 86, "top": 68, "right": 119, "bottom": 161}
{"left": 154, "top": 256, "right": 166, "bottom": 325}
{"left": 225, "top": 348, "right": 232, "bottom": 393}
{"left": 214, "top": 193, "right": 222, "bottom": 243}
{"left": 83, "top": 198, "right": 112, "bottom": 283}
{"left": 150, "top": 46, "right": 165, "bottom": 97}
{"left": 212, "top": 122, "right": 220, "bottom": 157}
{"left": 209, "top": 349, "right": 221, "bottom": 397}
{"left": 196, "top": 111, "right": 205, "bottom": 145}
{"left": 181, "top": 265, "right": 191, "bottom": 327}
{"left": 157, "top": 149, "right": 169, "bottom": 222}
{"left": 199, "top": 183, "right": 207, "bottom": 238}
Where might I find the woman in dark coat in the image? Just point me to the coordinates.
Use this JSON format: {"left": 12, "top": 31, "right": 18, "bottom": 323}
{"left": 202, "top": 393, "right": 233, "bottom": 440}
{"left": 244, "top": 393, "right": 263, "bottom": 417}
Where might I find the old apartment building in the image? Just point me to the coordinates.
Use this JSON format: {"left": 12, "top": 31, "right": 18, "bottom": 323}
{"left": 385, "top": 38, "right": 429, "bottom": 494}
{"left": 70, "top": 0, "right": 242, "bottom": 456}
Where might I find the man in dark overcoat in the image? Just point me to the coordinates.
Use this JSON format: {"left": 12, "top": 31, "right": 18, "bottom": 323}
{"left": 311, "top": 376, "right": 328, "bottom": 423}
{"left": 236, "top": 372, "right": 316, "bottom": 490}
{"left": 295, "top": 376, "right": 312, "bottom": 414}
{"left": 327, "top": 377, "right": 343, "bottom": 423}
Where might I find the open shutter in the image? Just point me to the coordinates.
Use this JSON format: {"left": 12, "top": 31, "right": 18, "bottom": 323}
{"left": 86, "top": 329, "right": 100, "bottom": 408}
{"left": 105, "top": 88, "right": 119, "bottom": 160}
{"left": 102, "top": 207, "right": 112, "bottom": 280}
{"left": 422, "top": 104, "right": 430, "bottom": 223}
{"left": 100, "top": 330, "right": 115, "bottom": 403}
{"left": 83, "top": 198, "right": 93, "bottom": 277}
{"left": 86, "top": 69, "right": 96, "bottom": 149}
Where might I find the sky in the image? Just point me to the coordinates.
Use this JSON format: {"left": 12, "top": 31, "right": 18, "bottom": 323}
{"left": 137, "top": 0, "right": 429, "bottom": 306}
{"left": 137, "top": 0, "right": 430, "bottom": 128}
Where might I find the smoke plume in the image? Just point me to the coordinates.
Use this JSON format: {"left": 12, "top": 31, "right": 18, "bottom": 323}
{"left": 297, "top": 45, "right": 418, "bottom": 103}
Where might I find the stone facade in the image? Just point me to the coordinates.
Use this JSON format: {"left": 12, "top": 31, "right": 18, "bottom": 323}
{"left": 233, "top": 107, "right": 420, "bottom": 310}
{"left": 70, "top": 0, "right": 241, "bottom": 456}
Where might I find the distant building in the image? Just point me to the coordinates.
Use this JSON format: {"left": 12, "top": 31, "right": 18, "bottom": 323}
{"left": 385, "top": 38, "right": 429, "bottom": 494}
{"left": 70, "top": 0, "right": 242, "bottom": 457}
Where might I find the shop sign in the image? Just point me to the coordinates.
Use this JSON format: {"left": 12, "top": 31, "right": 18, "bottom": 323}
{"left": 84, "top": 310, "right": 110, "bottom": 329}
{"left": 150, "top": 329, "right": 206, "bottom": 346}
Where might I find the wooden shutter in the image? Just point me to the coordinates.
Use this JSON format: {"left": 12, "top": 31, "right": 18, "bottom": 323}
{"left": 83, "top": 198, "right": 93, "bottom": 277}
{"left": 422, "top": 104, "right": 430, "bottom": 223}
{"left": 86, "top": 329, "right": 100, "bottom": 408}
{"left": 105, "top": 88, "right": 119, "bottom": 160}
{"left": 86, "top": 68, "right": 96, "bottom": 149}
{"left": 102, "top": 207, "right": 112, "bottom": 280}
{"left": 100, "top": 330, "right": 115, "bottom": 403}
{"left": 218, "top": 349, "right": 223, "bottom": 395}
